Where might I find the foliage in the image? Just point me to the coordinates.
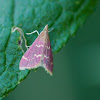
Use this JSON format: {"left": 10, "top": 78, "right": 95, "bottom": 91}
{"left": 0, "top": 0, "right": 96, "bottom": 99}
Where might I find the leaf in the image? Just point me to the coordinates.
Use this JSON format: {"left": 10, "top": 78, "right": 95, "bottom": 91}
{"left": 0, "top": 0, "right": 96, "bottom": 99}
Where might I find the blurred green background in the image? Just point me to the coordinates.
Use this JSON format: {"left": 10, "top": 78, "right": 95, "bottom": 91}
{"left": 4, "top": 1, "right": 100, "bottom": 100}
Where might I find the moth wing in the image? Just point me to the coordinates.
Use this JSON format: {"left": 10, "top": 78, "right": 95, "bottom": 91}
{"left": 42, "top": 41, "right": 53, "bottom": 75}
{"left": 19, "top": 36, "right": 45, "bottom": 70}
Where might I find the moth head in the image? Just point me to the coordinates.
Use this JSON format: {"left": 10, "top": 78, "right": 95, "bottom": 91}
{"left": 43, "top": 24, "right": 48, "bottom": 32}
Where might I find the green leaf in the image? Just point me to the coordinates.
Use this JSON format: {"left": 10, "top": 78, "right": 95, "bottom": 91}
{"left": 0, "top": 0, "right": 96, "bottom": 99}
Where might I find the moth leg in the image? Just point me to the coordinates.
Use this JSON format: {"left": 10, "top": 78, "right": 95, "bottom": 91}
{"left": 26, "top": 30, "right": 39, "bottom": 36}
{"left": 25, "top": 30, "right": 39, "bottom": 49}
{"left": 11, "top": 27, "right": 29, "bottom": 50}
{"left": 26, "top": 45, "right": 31, "bottom": 48}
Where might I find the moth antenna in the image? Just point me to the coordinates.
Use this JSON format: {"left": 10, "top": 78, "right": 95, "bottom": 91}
{"left": 48, "top": 27, "right": 54, "bottom": 32}
{"left": 11, "top": 27, "right": 28, "bottom": 50}
{"left": 26, "top": 30, "right": 40, "bottom": 36}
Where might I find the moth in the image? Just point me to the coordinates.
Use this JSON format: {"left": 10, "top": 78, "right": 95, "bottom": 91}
{"left": 19, "top": 25, "right": 53, "bottom": 75}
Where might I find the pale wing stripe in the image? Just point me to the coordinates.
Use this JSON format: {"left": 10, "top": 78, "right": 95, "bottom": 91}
{"left": 34, "top": 54, "right": 49, "bottom": 59}
{"left": 45, "top": 46, "right": 50, "bottom": 49}
{"left": 36, "top": 45, "right": 43, "bottom": 47}
{"left": 36, "top": 45, "right": 50, "bottom": 49}
{"left": 34, "top": 54, "right": 42, "bottom": 57}
{"left": 23, "top": 54, "right": 49, "bottom": 61}
{"left": 44, "top": 55, "right": 49, "bottom": 59}
{"left": 22, "top": 56, "right": 28, "bottom": 61}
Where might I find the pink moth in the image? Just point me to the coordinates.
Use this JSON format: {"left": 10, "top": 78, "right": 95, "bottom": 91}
{"left": 19, "top": 25, "right": 53, "bottom": 75}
